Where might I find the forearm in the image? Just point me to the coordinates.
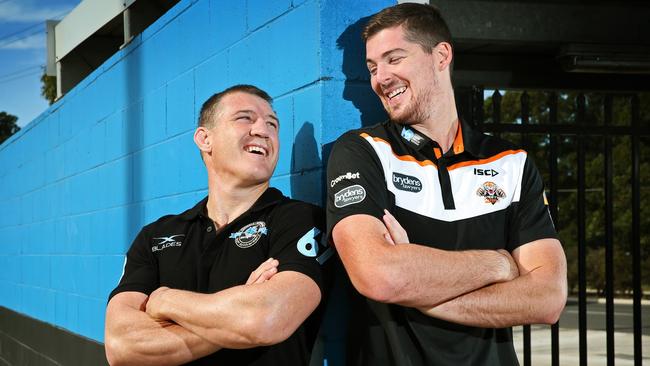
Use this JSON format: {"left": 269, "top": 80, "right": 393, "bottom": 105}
{"left": 377, "top": 244, "right": 514, "bottom": 307}
{"left": 149, "top": 272, "right": 320, "bottom": 349}
{"left": 105, "top": 296, "right": 219, "bottom": 366}
{"left": 419, "top": 260, "right": 567, "bottom": 328}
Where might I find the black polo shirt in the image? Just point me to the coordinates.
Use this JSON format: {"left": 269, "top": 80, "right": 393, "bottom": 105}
{"left": 109, "top": 187, "right": 333, "bottom": 366}
{"left": 326, "top": 119, "right": 556, "bottom": 366}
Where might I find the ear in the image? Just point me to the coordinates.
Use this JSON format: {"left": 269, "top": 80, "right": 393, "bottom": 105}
{"left": 435, "top": 42, "right": 453, "bottom": 72}
{"left": 194, "top": 126, "right": 212, "bottom": 154}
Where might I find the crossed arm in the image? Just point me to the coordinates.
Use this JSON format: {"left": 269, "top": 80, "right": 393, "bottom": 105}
{"left": 105, "top": 258, "right": 321, "bottom": 366}
{"left": 333, "top": 212, "right": 567, "bottom": 327}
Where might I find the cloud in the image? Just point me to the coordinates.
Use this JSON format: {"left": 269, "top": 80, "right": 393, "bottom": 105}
{"left": 0, "top": 32, "right": 45, "bottom": 50}
{"left": 0, "top": 2, "right": 73, "bottom": 22}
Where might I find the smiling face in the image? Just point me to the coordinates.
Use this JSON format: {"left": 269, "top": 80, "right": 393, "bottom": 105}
{"left": 203, "top": 91, "right": 280, "bottom": 186}
{"left": 366, "top": 25, "right": 443, "bottom": 125}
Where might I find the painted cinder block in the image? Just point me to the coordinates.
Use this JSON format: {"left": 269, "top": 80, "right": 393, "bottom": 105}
{"left": 228, "top": 0, "right": 319, "bottom": 97}
{"left": 76, "top": 256, "right": 100, "bottom": 298}
{"left": 289, "top": 169, "right": 324, "bottom": 206}
{"left": 194, "top": 51, "right": 230, "bottom": 115}
{"left": 99, "top": 255, "right": 126, "bottom": 301}
{"left": 247, "top": 0, "right": 292, "bottom": 31}
{"left": 142, "top": 86, "right": 168, "bottom": 147}
{"left": 46, "top": 111, "right": 61, "bottom": 151}
{"left": 45, "top": 144, "right": 66, "bottom": 184}
{"left": 273, "top": 95, "right": 293, "bottom": 176}
{"left": 172, "top": 0, "right": 214, "bottom": 73}
{"left": 292, "top": 84, "right": 323, "bottom": 172}
{"left": 208, "top": 0, "right": 247, "bottom": 53}
{"left": 166, "top": 71, "right": 196, "bottom": 137}
{"left": 104, "top": 112, "right": 128, "bottom": 162}
{"left": 123, "top": 101, "right": 145, "bottom": 154}
{"left": 174, "top": 132, "right": 207, "bottom": 194}
{"left": 78, "top": 296, "right": 105, "bottom": 341}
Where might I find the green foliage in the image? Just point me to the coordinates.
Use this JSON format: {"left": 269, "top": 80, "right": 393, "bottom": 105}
{"left": 483, "top": 90, "right": 650, "bottom": 296}
{"left": 41, "top": 72, "right": 57, "bottom": 105}
{"left": 0, "top": 111, "right": 20, "bottom": 145}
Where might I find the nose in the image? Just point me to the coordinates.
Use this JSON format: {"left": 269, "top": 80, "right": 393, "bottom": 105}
{"left": 374, "top": 64, "right": 392, "bottom": 86}
{"left": 249, "top": 117, "right": 270, "bottom": 138}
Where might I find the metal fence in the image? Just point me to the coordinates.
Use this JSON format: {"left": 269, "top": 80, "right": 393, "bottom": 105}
{"left": 467, "top": 87, "right": 649, "bottom": 366}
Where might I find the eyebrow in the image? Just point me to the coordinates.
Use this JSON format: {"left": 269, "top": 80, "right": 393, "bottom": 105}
{"left": 235, "top": 109, "right": 279, "bottom": 123}
{"left": 366, "top": 48, "right": 408, "bottom": 64}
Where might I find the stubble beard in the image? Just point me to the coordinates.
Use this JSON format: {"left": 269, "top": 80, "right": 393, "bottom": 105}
{"left": 388, "top": 86, "right": 432, "bottom": 125}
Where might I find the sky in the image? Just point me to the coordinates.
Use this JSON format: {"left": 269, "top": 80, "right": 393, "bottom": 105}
{"left": 0, "top": 0, "right": 80, "bottom": 127}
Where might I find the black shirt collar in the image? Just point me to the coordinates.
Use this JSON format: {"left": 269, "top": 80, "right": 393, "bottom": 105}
{"left": 179, "top": 187, "right": 285, "bottom": 221}
{"left": 394, "top": 119, "right": 482, "bottom": 158}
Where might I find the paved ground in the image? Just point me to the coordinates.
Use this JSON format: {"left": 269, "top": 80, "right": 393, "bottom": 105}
{"left": 512, "top": 298, "right": 650, "bottom": 365}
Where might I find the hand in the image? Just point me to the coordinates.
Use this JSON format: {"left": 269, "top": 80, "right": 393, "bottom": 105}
{"left": 146, "top": 286, "right": 172, "bottom": 320}
{"left": 245, "top": 257, "right": 279, "bottom": 285}
{"left": 497, "top": 249, "right": 520, "bottom": 281}
{"left": 382, "top": 209, "right": 409, "bottom": 245}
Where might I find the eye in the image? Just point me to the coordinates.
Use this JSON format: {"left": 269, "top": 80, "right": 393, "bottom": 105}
{"left": 266, "top": 121, "right": 278, "bottom": 129}
{"left": 388, "top": 56, "right": 403, "bottom": 65}
{"left": 236, "top": 115, "right": 252, "bottom": 122}
{"left": 367, "top": 64, "right": 377, "bottom": 76}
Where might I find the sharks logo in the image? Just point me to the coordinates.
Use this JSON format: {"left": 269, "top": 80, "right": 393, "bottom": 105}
{"left": 229, "top": 221, "right": 268, "bottom": 248}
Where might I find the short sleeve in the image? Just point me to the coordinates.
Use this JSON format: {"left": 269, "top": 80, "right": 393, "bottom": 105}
{"left": 326, "top": 132, "right": 390, "bottom": 241}
{"left": 108, "top": 228, "right": 159, "bottom": 301}
{"left": 507, "top": 156, "right": 558, "bottom": 251}
{"left": 267, "top": 202, "right": 331, "bottom": 295}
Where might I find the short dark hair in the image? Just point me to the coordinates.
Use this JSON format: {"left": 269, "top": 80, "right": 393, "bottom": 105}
{"left": 362, "top": 3, "right": 452, "bottom": 54}
{"left": 198, "top": 84, "right": 273, "bottom": 128}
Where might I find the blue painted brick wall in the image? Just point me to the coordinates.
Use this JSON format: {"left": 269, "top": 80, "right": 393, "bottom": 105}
{"left": 0, "top": 0, "right": 395, "bottom": 362}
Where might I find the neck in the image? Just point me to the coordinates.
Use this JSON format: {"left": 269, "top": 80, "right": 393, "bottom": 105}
{"left": 205, "top": 175, "right": 269, "bottom": 228}
{"left": 411, "top": 89, "right": 459, "bottom": 153}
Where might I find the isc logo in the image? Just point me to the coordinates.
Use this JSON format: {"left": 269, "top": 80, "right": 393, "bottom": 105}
{"left": 474, "top": 168, "right": 499, "bottom": 177}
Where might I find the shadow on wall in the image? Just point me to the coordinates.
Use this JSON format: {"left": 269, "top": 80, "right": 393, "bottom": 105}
{"left": 290, "top": 122, "right": 322, "bottom": 205}
{"left": 320, "top": 15, "right": 388, "bottom": 205}
{"left": 321, "top": 15, "right": 388, "bottom": 187}
{"left": 337, "top": 16, "right": 386, "bottom": 128}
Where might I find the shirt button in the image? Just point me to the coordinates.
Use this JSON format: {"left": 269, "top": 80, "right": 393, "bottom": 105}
{"left": 206, "top": 226, "right": 213, "bottom": 232}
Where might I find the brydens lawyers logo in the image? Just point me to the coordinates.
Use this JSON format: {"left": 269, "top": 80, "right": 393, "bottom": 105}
{"left": 152, "top": 234, "right": 185, "bottom": 252}
{"left": 392, "top": 172, "right": 422, "bottom": 192}
{"left": 334, "top": 184, "right": 366, "bottom": 208}
{"left": 476, "top": 181, "right": 506, "bottom": 205}
{"left": 230, "top": 221, "right": 268, "bottom": 248}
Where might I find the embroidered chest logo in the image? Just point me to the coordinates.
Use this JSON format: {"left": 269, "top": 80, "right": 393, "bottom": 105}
{"left": 152, "top": 234, "right": 185, "bottom": 252}
{"left": 392, "top": 172, "right": 422, "bottom": 192}
{"left": 401, "top": 126, "right": 425, "bottom": 147}
{"left": 229, "top": 221, "right": 268, "bottom": 248}
{"left": 476, "top": 181, "right": 506, "bottom": 205}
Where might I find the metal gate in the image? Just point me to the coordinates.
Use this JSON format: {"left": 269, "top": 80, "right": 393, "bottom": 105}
{"left": 466, "top": 87, "right": 649, "bottom": 365}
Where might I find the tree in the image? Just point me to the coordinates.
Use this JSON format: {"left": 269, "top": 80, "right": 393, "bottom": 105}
{"left": 41, "top": 72, "right": 57, "bottom": 105}
{"left": 483, "top": 90, "right": 650, "bottom": 296}
{"left": 0, "top": 112, "right": 20, "bottom": 145}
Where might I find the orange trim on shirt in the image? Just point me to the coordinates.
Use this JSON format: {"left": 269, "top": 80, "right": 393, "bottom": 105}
{"left": 360, "top": 133, "right": 436, "bottom": 167}
{"left": 433, "top": 147, "right": 442, "bottom": 159}
{"left": 447, "top": 149, "right": 526, "bottom": 171}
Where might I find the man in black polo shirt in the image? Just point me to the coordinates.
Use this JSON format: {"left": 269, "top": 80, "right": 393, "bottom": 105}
{"left": 105, "top": 85, "right": 332, "bottom": 365}
{"left": 326, "top": 4, "right": 567, "bottom": 365}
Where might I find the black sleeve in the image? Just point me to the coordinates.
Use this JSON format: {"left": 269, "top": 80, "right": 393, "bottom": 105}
{"left": 507, "top": 155, "right": 558, "bottom": 251}
{"left": 326, "top": 132, "right": 390, "bottom": 241}
{"left": 108, "top": 228, "right": 159, "bottom": 301}
{"left": 267, "top": 202, "right": 331, "bottom": 295}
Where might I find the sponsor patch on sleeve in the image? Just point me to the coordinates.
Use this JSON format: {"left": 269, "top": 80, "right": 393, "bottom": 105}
{"left": 334, "top": 184, "right": 366, "bottom": 208}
